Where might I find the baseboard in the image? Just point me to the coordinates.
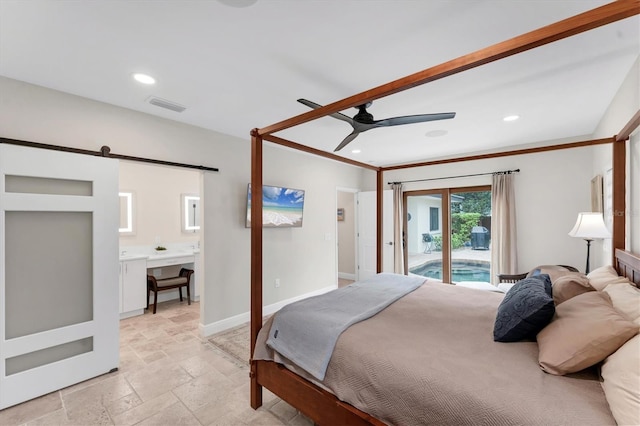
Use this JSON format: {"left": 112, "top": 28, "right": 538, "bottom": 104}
{"left": 200, "top": 285, "right": 336, "bottom": 337}
{"left": 338, "top": 272, "right": 356, "bottom": 280}
{"left": 119, "top": 308, "right": 144, "bottom": 320}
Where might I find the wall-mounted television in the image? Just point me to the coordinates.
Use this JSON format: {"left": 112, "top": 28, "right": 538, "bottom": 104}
{"left": 245, "top": 184, "right": 305, "bottom": 228}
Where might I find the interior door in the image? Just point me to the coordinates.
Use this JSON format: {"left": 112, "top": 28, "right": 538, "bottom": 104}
{"left": 357, "top": 190, "right": 393, "bottom": 280}
{"left": 0, "top": 144, "right": 119, "bottom": 409}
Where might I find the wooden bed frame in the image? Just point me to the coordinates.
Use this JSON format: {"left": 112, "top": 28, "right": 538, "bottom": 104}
{"left": 249, "top": 2, "right": 640, "bottom": 424}
{"left": 252, "top": 249, "right": 640, "bottom": 425}
{"left": 615, "top": 248, "right": 640, "bottom": 287}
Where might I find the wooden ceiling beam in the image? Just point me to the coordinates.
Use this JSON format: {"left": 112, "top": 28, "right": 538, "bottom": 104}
{"left": 616, "top": 109, "right": 640, "bottom": 142}
{"left": 257, "top": 0, "right": 640, "bottom": 138}
{"left": 382, "top": 137, "right": 614, "bottom": 171}
{"left": 262, "top": 134, "right": 380, "bottom": 171}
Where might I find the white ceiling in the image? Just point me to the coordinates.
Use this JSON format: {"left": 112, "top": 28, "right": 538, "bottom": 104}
{"left": 0, "top": 0, "right": 638, "bottom": 167}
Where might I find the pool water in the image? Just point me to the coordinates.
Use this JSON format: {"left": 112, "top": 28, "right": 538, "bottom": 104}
{"left": 410, "top": 260, "right": 490, "bottom": 283}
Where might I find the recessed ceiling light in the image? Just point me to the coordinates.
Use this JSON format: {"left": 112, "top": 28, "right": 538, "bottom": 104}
{"left": 425, "top": 130, "right": 448, "bottom": 137}
{"left": 351, "top": 149, "right": 361, "bottom": 154}
{"left": 503, "top": 115, "right": 519, "bottom": 122}
{"left": 133, "top": 73, "right": 156, "bottom": 85}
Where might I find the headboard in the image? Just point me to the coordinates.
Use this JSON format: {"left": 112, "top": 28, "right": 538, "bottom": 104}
{"left": 615, "top": 249, "right": 640, "bottom": 288}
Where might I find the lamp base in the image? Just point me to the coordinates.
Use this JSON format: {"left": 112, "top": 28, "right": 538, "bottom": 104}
{"left": 584, "top": 239, "right": 593, "bottom": 274}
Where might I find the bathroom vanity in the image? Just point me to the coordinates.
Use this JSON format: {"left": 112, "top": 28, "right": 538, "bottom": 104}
{"left": 118, "top": 248, "right": 200, "bottom": 319}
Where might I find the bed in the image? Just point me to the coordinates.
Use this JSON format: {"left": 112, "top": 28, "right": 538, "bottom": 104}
{"left": 252, "top": 249, "right": 640, "bottom": 425}
{"left": 248, "top": 2, "right": 640, "bottom": 425}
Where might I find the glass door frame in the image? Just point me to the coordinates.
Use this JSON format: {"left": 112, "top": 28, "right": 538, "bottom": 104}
{"left": 403, "top": 185, "right": 491, "bottom": 283}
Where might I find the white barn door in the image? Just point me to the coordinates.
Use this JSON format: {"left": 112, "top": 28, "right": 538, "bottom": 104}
{"left": 0, "top": 144, "right": 119, "bottom": 409}
{"left": 357, "top": 190, "right": 393, "bottom": 280}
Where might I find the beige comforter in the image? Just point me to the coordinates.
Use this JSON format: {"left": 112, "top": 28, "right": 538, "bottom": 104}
{"left": 254, "top": 280, "right": 615, "bottom": 425}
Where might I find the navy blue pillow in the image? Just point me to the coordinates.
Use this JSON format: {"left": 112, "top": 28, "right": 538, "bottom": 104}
{"left": 493, "top": 275, "right": 555, "bottom": 342}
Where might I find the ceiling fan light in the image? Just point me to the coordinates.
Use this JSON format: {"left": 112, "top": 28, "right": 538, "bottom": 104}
{"left": 351, "top": 149, "right": 361, "bottom": 154}
{"left": 503, "top": 115, "right": 519, "bottom": 122}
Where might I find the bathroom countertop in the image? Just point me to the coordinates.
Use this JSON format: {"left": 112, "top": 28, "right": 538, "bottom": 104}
{"left": 119, "top": 254, "right": 149, "bottom": 262}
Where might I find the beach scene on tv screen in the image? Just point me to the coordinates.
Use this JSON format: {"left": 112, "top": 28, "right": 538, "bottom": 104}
{"left": 247, "top": 185, "right": 305, "bottom": 227}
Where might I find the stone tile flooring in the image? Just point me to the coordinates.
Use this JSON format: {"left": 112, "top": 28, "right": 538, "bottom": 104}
{"left": 0, "top": 299, "right": 312, "bottom": 426}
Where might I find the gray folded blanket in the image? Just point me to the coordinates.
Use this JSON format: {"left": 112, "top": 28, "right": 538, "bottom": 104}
{"left": 266, "top": 273, "right": 425, "bottom": 380}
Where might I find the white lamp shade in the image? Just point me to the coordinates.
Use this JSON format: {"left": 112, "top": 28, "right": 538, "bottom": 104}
{"left": 568, "top": 212, "right": 611, "bottom": 239}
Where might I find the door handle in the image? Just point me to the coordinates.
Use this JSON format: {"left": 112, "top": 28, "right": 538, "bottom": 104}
{"left": 386, "top": 242, "right": 393, "bottom": 246}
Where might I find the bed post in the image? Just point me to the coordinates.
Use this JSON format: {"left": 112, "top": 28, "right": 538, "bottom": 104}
{"left": 250, "top": 129, "right": 263, "bottom": 409}
{"left": 377, "top": 170, "right": 383, "bottom": 273}
{"left": 611, "top": 138, "right": 626, "bottom": 265}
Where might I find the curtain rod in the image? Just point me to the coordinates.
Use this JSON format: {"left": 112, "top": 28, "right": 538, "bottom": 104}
{"left": 388, "top": 168, "right": 519, "bottom": 185}
{"left": 0, "top": 137, "right": 219, "bottom": 172}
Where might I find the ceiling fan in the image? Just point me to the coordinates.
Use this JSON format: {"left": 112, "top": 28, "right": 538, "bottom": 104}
{"left": 297, "top": 98, "right": 456, "bottom": 152}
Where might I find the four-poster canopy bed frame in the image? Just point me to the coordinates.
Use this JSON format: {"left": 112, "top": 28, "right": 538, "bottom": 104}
{"left": 249, "top": 1, "right": 640, "bottom": 424}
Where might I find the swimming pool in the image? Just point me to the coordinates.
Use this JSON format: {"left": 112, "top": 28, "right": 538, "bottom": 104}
{"left": 410, "top": 260, "right": 490, "bottom": 283}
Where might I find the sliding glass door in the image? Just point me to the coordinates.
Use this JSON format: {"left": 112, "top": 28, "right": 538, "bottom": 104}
{"left": 404, "top": 186, "right": 491, "bottom": 284}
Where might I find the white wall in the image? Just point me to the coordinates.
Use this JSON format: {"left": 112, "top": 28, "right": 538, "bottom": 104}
{"left": 337, "top": 191, "right": 356, "bottom": 276}
{"left": 119, "top": 160, "right": 200, "bottom": 247}
{"left": 0, "top": 76, "right": 372, "bottom": 332}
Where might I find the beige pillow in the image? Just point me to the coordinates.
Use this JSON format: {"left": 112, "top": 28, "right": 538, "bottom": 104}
{"left": 604, "top": 283, "right": 640, "bottom": 325}
{"left": 552, "top": 273, "right": 594, "bottom": 305}
{"left": 601, "top": 334, "right": 640, "bottom": 426}
{"left": 587, "top": 265, "right": 630, "bottom": 291}
{"left": 527, "top": 265, "right": 574, "bottom": 280}
{"left": 537, "top": 291, "right": 638, "bottom": 375}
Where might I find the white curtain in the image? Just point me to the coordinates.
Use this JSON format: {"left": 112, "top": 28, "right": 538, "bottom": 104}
{"left": 490, "top": 173, "right": 517, "bottom": 284}
{"left": 391, "top": 183, "right": 405, "bottom": 274}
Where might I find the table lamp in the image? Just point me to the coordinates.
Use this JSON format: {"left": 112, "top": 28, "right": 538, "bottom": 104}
{"left": 568, "top": 212, "right": 611, "bottom": 273}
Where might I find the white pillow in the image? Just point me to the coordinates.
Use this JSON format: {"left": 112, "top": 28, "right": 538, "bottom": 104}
{"left": 601, "top": 334, "right": 640, "bottom": 426}
{"left": 455, "top": 281, "right": 504, "bottom": 292}
{"left": 497, "top": 283, "right": 516, "bottom": 293}
{"left": 587, "top": 265, "right": 630, "bottom": 291}
{"left": 604, "top": 283, "right": 640, "bottom": 325}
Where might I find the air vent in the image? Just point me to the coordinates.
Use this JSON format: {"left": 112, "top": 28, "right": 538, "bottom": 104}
{"left": 146, "top": 96, "right": 186, "bottom": 113}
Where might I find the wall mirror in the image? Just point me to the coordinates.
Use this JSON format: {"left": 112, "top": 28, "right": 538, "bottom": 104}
{"left": 182, "top": 194, "right": 200, "bottom": 233}
{"left": 119, "top": 191, "right": 135, "bottom": 235}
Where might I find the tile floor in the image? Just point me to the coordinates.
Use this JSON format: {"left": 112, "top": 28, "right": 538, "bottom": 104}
{"left": 0, "top": 299, "right": 312, "bottom": 426}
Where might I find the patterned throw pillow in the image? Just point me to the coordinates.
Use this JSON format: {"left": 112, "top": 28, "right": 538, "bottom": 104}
{"left": 494, "top": 275, "right": 555, "bottom": 342}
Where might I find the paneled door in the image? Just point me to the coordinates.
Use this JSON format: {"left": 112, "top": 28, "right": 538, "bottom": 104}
{"left": 0, "top": 144, "right": 119, "bottom": 409}
{"left": 357, "top": 190, "right": 393, "bottom": 280}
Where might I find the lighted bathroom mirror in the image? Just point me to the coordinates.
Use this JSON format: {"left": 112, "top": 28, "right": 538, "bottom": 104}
{"left": 182, "top": 194, "right": 200, "bottom": 233}
{"left": 119, "top": 191, "right": 135, "bottom": 235}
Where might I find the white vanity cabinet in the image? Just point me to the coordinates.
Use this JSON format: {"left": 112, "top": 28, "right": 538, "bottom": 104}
{"left": 119, "top": 258, "right": 147, "bottom": 319}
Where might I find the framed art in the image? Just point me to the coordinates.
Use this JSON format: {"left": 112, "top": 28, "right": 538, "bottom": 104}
{"left": 337, "top": 208, "right": 345, "bottom": 221}
{"left": 604, "top": 168, "right": 613, "bottom": 229}
{"left": 590, "top": 175, "right": 603, "bottom": 213}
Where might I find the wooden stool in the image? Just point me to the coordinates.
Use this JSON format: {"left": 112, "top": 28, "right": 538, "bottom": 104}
{"left": 146, "top": 268, "right": 193, "bottom": 314}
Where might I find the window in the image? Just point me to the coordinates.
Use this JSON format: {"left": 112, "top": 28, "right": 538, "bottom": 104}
{"left": 429, "top": 207, "right": 439, "bottom": 231}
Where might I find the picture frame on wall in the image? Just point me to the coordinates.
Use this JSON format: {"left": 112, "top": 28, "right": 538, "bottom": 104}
{"left": 590, "top": 175, "right": 603, "bottom": 213}
{"left": 604, "top": 168, "right": 613, "bottom": 229}
{"left": 337, "top": 208, "right": 345, "bottom": 221}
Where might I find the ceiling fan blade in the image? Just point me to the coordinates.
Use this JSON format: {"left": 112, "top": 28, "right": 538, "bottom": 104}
{"left": 297, "top": 98, "right": 354, "bottom": 125}
{"left": 373, "top": 112, "right": 456, "bottom": 127}
{"left": 334, "top": 131, "right": 360, "bottom": 152}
